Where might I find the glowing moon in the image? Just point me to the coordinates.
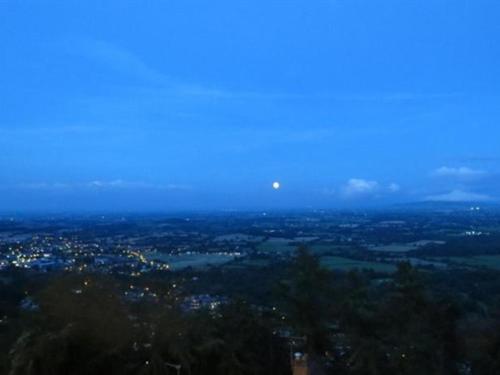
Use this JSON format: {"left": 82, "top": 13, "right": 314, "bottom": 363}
{"left": 272, "top": 181, "right": 281, "bottom": 190}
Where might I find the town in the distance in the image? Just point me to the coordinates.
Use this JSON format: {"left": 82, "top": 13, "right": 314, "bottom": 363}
{"left": 1, "top": 204, "right": 497, "bottom": 277}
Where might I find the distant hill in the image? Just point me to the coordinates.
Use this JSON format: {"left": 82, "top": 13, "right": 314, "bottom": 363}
{"left": 391, "top": 201, "right": 500, "bottom": 212}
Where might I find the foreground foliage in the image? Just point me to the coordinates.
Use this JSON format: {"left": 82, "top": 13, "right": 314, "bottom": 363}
{"left": 3, "top": 249, "right": 500, "bottom": 374}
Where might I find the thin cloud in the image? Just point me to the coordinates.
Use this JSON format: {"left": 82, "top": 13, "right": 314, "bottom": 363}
{"left": 342, "top": 178, "right": 379, "bottom": 197}
{"left": 424, "top": 189, "right": 493, "bottom": 202}
{"left": 15, "top": 182, "right": 72, "bottom": 190}
{"left": 432, "top": 166, "right": 486, "bottom": 178}
{"left": 85, "top": 180, "right": 192, "bottom": 191}
{"left": 339, "top": 179, "right": 402, "bottom": 199}
{"left": 72, "top": 39, "right": 240, "bottom": 99}
{"left": 76, "top": 39, "right": 169, "bottom": 85}
{"left": 388, "top": 183, "right": 401, "bottom": 193}
{"left": 70, "top": 39, "right": 459, "bottom": 104}
{"left": 3, "top": 181, "right": 192, "bottom": 191}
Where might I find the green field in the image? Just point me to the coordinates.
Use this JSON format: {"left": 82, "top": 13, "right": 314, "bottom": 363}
{"left": 224, "top": 258, "right": 272, "bottom": 269}
{"left": 257, "top": 238, "right": 296, "bottom": 254}
{"left": 147, "top": 253, "right": 237, "bottom": 270}
{"left": 368, "top": 244, "right": 417, "bottom": 253}
{"left": 320, "top": 256, "right": 397, "bottom": 273}
{"left": 368, "top": 241, "right": 445, "bottom": 253}
{"left": 257, "top": 239, "right": 358, "bottom": 256}
{"left": 439, "top": 255, "right": 500, "bottom": 270}
{"left": 309, "top": 244, "right": 352, "bottom": 255}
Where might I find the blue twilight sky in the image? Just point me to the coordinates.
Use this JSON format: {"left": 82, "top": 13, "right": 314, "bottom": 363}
{"left": 1, "top": 0, "right": 500, "bottom": 211}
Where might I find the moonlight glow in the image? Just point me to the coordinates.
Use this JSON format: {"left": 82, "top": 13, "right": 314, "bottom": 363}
{"left": 272, "top": 182, "right": 281, "bottom": 190}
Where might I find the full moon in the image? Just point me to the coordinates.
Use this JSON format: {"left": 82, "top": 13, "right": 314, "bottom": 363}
{"left": 272, "top": 181, "right": 281, "bottom": 190}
